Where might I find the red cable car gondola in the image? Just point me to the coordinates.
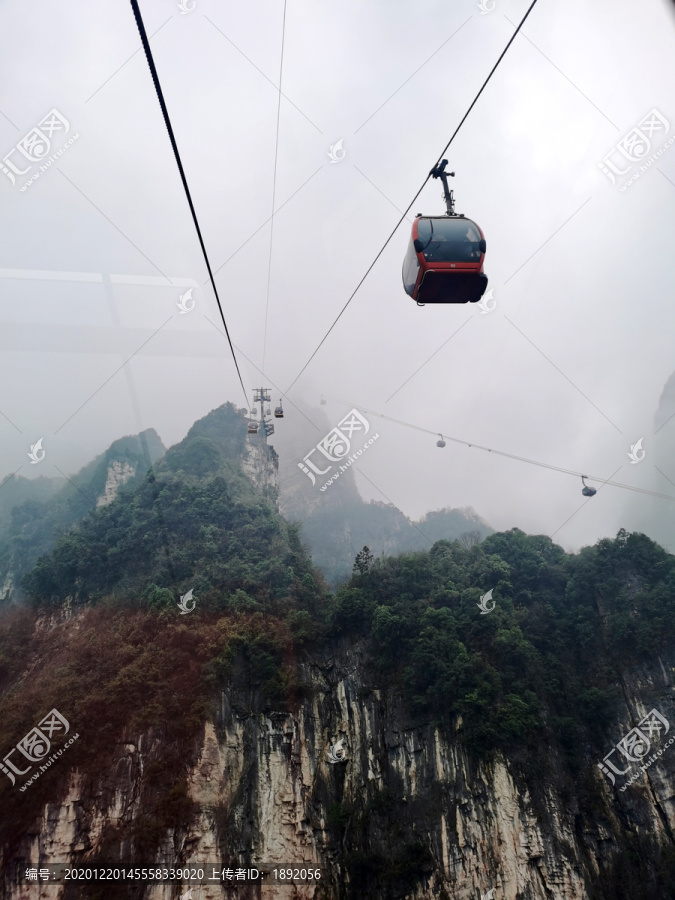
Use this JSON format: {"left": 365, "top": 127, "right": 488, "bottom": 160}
{"left": 402, "top": 160, "right": 488, "bottom": 306}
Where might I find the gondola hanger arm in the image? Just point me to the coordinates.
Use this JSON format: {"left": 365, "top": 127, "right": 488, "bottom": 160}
{"left": 429, "top": 159, "right": 456, "bottom": 216}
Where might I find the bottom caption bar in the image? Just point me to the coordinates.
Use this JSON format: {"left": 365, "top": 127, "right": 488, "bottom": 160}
{"left": 18, "top": 864, "right": 322, "bottom": 885}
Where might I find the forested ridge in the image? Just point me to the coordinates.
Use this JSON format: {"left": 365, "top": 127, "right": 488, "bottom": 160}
{"left": 1, "top": 403, "right": 675, "bottom": 897}
{"left": 0, "top": 428, "right": 165, "bottom": 600}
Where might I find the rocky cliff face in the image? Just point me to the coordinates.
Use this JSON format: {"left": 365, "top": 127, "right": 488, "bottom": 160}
{"left": 3, "top": 408, "right": 672, "bottom": 898}
{"left": 96, "top": 461, "right": 137, "bottom": 508}
{"left": 7, "top": 640, "right": 675, "bottom": 899}
{"left": 242, "top": 434, "right": 280, "bottom": 508}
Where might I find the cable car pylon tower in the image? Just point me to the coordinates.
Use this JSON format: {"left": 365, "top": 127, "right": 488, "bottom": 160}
{"left": 246, "top": 388, "right": 282, "bottom": 504}
{"left": 253, "top": 387, "right": 274, "bottom": 437}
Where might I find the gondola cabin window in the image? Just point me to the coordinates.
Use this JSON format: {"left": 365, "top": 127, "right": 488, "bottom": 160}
{"left": 402, "top": 239, "right": 420, "bottom": 296}
{"left": 417, "top": 217, "right": 483, "bottom": 262}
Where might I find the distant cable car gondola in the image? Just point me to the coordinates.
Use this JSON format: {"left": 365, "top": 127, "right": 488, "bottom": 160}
{"left": 274, "top": 399, "right": 284, "bottom": 418}
{"left": 402, "top": 160, "right": 488, "bottom": 306}
{"left": 437, "top": 435, "right": 446, "bottom": 448}
{"left": 581, "top": 476, "right": 596, "bottom": 497}
{"left": 248, "top": 420, "right": 259, "bottom": 434}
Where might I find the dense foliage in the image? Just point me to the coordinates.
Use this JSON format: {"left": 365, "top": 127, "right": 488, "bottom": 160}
{"left": 2, "top": 402, "right": 675, "bottom": 897}
{"left": 0, "top": 429, "right": 165, "bottom": 600}
{"left": 330, "top": 528, "right": 675, "bottom": 758}
{"left": 0, "top": 474, "right": 60, "bottom": 532}
{"left": 0, "top": 603, "right": 295, "bottom": 861}
{"left": 0, "top": 404, "right": 328, "bottom": 863}
{"left": 23, "top": 408, "right": 321, "bottom": 621}
{"left": 297, "top": 497, "right": 492, "bottom": 585}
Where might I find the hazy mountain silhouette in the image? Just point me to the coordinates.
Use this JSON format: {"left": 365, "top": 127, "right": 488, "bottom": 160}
{"left": 271, "top": 403, "right": 492, "bottom": 582}
{"left": 0, "top": 429, "right": 165, "bottom": 602}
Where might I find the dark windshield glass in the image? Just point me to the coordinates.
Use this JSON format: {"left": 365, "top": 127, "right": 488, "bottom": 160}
{"left": 417, "top": 217, "right": 482, "bottom": 262}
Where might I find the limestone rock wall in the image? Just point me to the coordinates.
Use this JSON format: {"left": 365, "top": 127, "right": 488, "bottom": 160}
{"left": 242, "top": 436, "right": 279, "bottom": 508}
{"left": 96, "top": 461, "right": 137, "bottom": 508}
{"left": 5, "top": 649, "right": 675, "bottom": 899}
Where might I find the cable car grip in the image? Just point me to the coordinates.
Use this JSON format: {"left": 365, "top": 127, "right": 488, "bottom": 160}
{"left": 429, "top": 159, "right": 456, "bottom": 216}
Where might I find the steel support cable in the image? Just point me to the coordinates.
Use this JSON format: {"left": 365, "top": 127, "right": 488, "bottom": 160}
{"left": 284, "top": 0, "right": 541, "bottom": 393}
{"left": 262, "top": 0, "right": 288, "bottom": 374}
{"left": 129, "top": 0, "right": 248, "bottom": 405}
{"left": 325, "top": 396, "right": 675, "bottom": 502}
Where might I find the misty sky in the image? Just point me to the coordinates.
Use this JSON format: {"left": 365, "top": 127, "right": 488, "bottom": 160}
{"left": 1, "top": 0, "right": 674, "bottom": 554}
